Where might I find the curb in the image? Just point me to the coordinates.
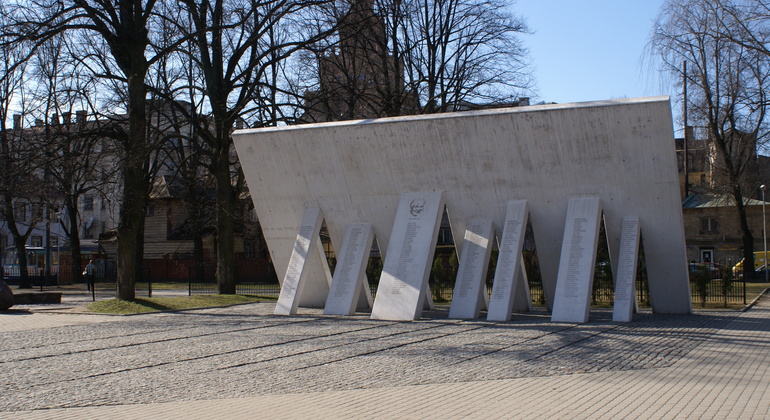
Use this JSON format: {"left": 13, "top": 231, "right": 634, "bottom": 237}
{"left": 741, "top": 288, "right": 770, "bottom": 312}
{"left": 26, "top": 299, "right": 274, "bottom": 316}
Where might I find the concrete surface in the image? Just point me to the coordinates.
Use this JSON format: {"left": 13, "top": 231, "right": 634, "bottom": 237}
{"left": 1, "top": 290, "right": 768, "bottom": 419}
{"left": 233, "top": 97, "right": 690, "bottom": 314}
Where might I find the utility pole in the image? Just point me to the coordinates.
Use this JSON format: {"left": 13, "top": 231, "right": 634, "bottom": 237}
{"left": 683, "top": 61, "right": 690, "bottom": 199}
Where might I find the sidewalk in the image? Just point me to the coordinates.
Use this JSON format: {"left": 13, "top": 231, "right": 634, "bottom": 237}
{"left": 1, "top": 294, "right": 769, "bottom": 419}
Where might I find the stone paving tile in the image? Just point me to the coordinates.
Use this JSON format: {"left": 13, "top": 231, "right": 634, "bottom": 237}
{"left": 0, "top": 310, "right": 121, "bottom": 333}
{"left": 1, "top": 297, "right": 768, "bottom": 418}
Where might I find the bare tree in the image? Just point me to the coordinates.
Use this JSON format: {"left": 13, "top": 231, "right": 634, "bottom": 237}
{"left": 708, "top": 0, "right": 770, "bottom": 59}
{"left": 299, "top": 0, "right": 532, "bottom": 121}
{"left": 28, "top": 33, "right": 123, "bottom": 285}
{"left": 3, "top": 0, "right": 188, "bottom": 299}
{"left": 300, "top": 0, "right": 410, "bottom": 121}
{"left": 0, "top": 5, "right": 45, "bottom": 289}
{"left": 402, "top": 0, "right": 531, "bottom": 112}
{"left": 162, "top": 0, "right": 337, "bottom": 294}
{"left": 652, "top": 0, "right": 770, "bottom": 277}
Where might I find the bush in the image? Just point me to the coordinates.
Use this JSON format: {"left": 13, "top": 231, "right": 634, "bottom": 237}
{"left": 692, "top": 265, "right": 710, "bottom": 307}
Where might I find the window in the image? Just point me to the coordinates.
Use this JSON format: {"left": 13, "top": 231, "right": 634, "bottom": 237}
{"left": 50, "top": 237, "right": 59, "bottom": 247}
{"left": 146, "top": 204, "right": 154, "bottom": 217}
{"left": 437, "top": 227, "right": 454, "bottom": 246}
{"left": 701, "top": 217, "right": 719, "bottom": 233}
{"left": 83, "top": 216, "right": 95, "bottom": 239}
{"left": 13, "top": 202, "right": 28, "bottom": 222}
{"left": 84, "top": 195, "right": 94, "bottom": 211}
{"left": 31, "top": 236, "right": 42, "bottom": 247}
{"left": 244, "top": 240, "right": 256, "bottom": 259}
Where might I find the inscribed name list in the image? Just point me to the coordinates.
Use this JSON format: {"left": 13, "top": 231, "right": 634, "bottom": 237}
{"left": 449, "top": 218, "right": 494, "bottom": 319}
{"left": 612, "top": 216, "right": 640, "bottom": 322}
{"left": 324, "top": 223, "right": 374, "bottom": 315}
{"left": 551, "top": 197, "right": 602, "bottom": 323}
{"left": 371, "top": 191, "right": 444, "bottom": 321}
{"left": 487, "top": 200, "right": 529, "bottom": 321}
{"left": 274, "top": 208, "right": 323, "bottom": 315}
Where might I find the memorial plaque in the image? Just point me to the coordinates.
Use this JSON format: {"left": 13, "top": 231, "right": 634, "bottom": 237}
{"left": 448, "top": 218, "right": 494, "bottom": 319}
{"left": 551, "top": 197, "right": 602, "bottom": 323}
{"left": 488, "top": 200, "right": 529, "bottom": 321}
{"left": 613, "top": 216, "right": 640, "bottom": 322}
{"left": 324, "top": 223, "right": 375, "bottom": 315}
{"left": 275, "top": 208, "right": 325, "bottom": 315}
{"left": 371, "top": 191, "right": 445, "bottom": 320}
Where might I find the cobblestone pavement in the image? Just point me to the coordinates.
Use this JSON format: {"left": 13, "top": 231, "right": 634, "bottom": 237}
{"left": 1, "top": 294, "right": 769, "bottom": 419}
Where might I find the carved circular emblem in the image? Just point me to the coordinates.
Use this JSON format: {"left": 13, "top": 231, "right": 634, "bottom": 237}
{"left": 409, "top": 198, "right": 426, "bottom": 217}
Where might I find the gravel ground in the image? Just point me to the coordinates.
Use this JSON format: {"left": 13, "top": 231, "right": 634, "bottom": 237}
{"left": 0, "top": 303, "right": 739, "bottom": 412}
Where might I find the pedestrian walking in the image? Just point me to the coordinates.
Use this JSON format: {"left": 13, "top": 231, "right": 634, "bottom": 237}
{"left": 83, "top": 260, "right": 96, "bottom": 292}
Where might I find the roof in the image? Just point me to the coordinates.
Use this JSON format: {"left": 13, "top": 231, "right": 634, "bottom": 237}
{"left": 149, "top": 175, "right": 250, "bottom": 201}
{"left": 682, "top": 193, "right": 769, "bottom": 209}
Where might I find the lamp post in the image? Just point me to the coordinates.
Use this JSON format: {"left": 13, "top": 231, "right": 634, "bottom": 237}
{"left": 54, "top": 211, "right": 63, "bottom": 286}
{"left": 762, "top": 185, "right": 768, "bottom": 283}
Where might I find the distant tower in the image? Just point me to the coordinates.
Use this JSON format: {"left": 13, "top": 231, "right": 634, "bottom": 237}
{"left": 338, "top": 0, "right": 387, "bottom": 58}
{"left": 302, "top": 0, "right": 414, "bottom": 122}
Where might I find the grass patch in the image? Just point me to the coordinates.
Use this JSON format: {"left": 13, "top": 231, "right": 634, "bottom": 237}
{"left": 134, "top": 282, "right": 280, "bottom": 292}
{"left": 745, "top": 282, "right": 770, "bottom": 298}
{"left": 87, "top": 294, "right": 268, "bottom": 314}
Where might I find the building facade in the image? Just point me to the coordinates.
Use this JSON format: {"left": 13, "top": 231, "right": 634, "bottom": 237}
{"left": 677, "top": 134, "right": 770, "bottom": 269}
{"left": 682, "top": 194, "right": 768, "bottom": 266}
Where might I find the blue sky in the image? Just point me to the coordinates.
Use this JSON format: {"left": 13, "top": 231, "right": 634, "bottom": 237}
{"left": 513, "top": 0, "right": 669, "bottom": 104}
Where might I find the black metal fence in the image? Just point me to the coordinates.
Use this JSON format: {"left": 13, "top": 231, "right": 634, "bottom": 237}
{"left": 9, "top": 253, "right": 750, "bottom": 308}
{"left": 132, "top": 254, "right": 279, "bottom": 297}
{"left": 1, "top": 266, "right": 61, "bottom": 291}
{"left": 689, "top": 261, "right": 747, "bottom": 307}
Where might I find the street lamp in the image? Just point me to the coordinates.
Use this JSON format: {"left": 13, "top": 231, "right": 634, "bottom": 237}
{"left": 762, "top": 185, "right": 768, "bottom": 283}
{"left": 54, "top": 211, "right": 64, "bottom": 286}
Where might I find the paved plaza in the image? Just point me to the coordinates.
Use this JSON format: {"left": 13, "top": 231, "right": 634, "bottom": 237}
{"left": 1, "top": 290, "right": 769, "bottom": 419}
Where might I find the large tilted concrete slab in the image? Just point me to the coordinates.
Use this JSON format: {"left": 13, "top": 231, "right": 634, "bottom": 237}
{"left": 551, "top": 197, "right": 603, "bottom": 323}
{"left": 371, "top": 191, "right": 445, "bottom": 320}
{"left": 233, "top": 96, "right": 691, "bottom": 315}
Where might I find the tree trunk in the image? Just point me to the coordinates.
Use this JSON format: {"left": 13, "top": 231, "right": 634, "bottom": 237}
{"left": 115, "top": 72, "right": 149, "bottom": 301}
{"left": 4, "top": 196, "right": 32, "bottom": 288}
{"left": 214, "top": 149, "right": 236, "bottom": 294}
{"left": 733, "top": 186, "right": 757, "bottom": 280}
{"left": 14, "top": 240, "right": 31, "bottom": 289}
{"left": 66, "top": 199, "right": 84, "bottom": 285}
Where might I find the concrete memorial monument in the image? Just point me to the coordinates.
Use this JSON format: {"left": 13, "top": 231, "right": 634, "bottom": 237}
{"left": 324, "top": 223, "right": 375, "bottom": 315}
{"left": 612, "top": 216, "right": 641, "bottom": 322}
{"left": 551, "top": 197, "right": 603, "bottom": 323}
{"left": 371, "top": 191, "right": 444, "bottom": 320}
{"left": 233, "top": 97, "right": 692, "bottom": 320}
{"left": 448, "top": 218, "right": 494, "bottom": 319}
{"left": 487, "top": 200, "right": 530, "bottom": 321}
{"left": 274, "top": 208, "right": 331, "bottom": 315}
